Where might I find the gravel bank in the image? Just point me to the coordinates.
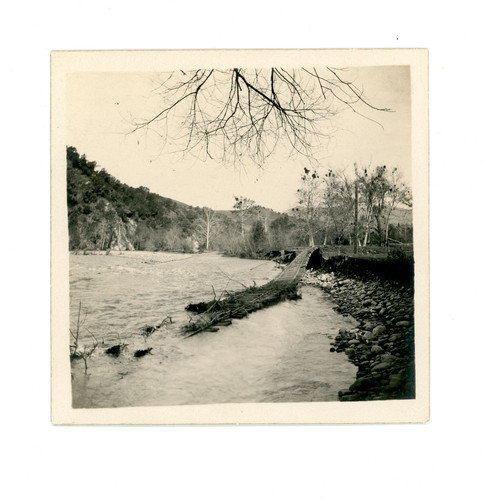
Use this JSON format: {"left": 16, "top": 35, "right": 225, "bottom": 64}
{"left": 302, "top": 256, "right": 415, "bottom": 401}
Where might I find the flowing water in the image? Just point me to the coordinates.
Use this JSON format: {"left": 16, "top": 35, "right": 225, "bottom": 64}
{"left": 69, "top": 251, "right": 357, "bottom": 408}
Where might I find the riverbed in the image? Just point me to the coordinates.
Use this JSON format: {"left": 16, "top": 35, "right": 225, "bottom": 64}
{"left": 69, "top": 251, "right": 357, "bottom": 408}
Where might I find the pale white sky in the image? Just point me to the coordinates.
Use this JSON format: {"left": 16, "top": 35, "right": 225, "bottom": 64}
{"left": 66, "top": 66, "right": 411, "bottom": 212}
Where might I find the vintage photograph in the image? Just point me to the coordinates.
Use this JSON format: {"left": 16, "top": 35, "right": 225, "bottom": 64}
{"left": 51, "top": 50, "right": 429, "bottom": 423}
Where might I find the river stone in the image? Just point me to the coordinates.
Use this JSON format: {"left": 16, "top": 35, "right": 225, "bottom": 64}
{"left": 364, "top": 325, "right": 385, "bottom": 341}
{"left": 381, "top": 353, "right": 396, "bottom": 363}
{"left": 348, "top": 339, "right": 360, "bottom": 345}
{"left": 371, "top": 345, "right": 384, "bottom": 354}
{"left": 371, "top": 361, "right": 392, "bottom": 371}
{"left": 396, "top": 320, "right": 411, "bottom": 327}
{"left": 349, "top": 376, "right": 375, "bottom": 392}
{"left": 363, "top": 322, "right": 376, "bottom": 331}
{"left": 372, "top": 325, "right": 386, "bottom": 336}
{"left": 387, "top": 373, "right": 406, "bottom": 389}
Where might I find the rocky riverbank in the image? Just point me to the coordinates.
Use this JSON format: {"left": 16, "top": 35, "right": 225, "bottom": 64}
{"left": 302, "top": 256, "right": 415, "bottom": 401}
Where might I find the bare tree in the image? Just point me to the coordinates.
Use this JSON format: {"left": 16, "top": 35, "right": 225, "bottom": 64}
{"left": 355, "top": 164, "right": 412, "bottom": 246}
{"left": 131, "top": 68, "right": 392, "bottom": 165}
{"left": 382, "top": 168, "right": 412, "bottom": 245}
{"left": 355, "top": 164, "right": 386, "bottom": 246}
{"left": 233, "top": 196, "right": 255, "bottom": 239}
{"left": 196, "top": 207, "right": 219, "bottom": 250}
{"left": 293, "top": 168, "right": 323, "bottom": 246}
{"left": 322, "top": 169, "right": 355, "bottom": 245}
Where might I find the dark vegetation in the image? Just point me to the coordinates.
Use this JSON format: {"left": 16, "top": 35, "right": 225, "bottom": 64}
{"left": 321, "top": 249, "right": 414, "bottom": 286}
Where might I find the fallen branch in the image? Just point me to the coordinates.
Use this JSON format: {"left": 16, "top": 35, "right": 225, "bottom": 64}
{"left": 183, "top": 281, "right": 301, "bottom": 338}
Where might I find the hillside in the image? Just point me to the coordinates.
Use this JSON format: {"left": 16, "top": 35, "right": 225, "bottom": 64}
{"left": 66, "top": 147, "right": 203, "bottom": 251}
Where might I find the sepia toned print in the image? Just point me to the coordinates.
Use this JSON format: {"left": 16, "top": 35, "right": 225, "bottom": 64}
{"left": 51, "top": 49, "right": 429, "bottom": 424}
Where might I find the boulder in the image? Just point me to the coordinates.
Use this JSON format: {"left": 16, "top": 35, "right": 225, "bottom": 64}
{"left": 381, "top": 353, "right": 397, "bottom": 363}
{"left": 363, "top": 322, "right": 376, "bottom": 331}
{"left": 345, "top": 348, "right": 356, "bottom": 358}
{"left": 387, "top": 373, "right": 406, "bottom": 389}
{"left": 372, "top": 325, "right": 386, "bottom": 336}
{"left": 364, "top": 325, "right": 385, "bottom": 341}
{"left": 371, "top": 361, "right": 392, "bottom": 371}
{"left": 349, "top": 376, "right": 375, "bottom": 392}
{"left": 364, "top": 330, "right": 377, "bottom": 341}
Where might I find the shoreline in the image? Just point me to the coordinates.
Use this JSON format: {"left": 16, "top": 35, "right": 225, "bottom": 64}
{"left": 302, "top": 257, "right": 415, "bottom": 401}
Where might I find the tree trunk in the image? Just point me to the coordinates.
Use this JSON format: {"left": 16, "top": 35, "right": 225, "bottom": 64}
{"left": 363, "top": 207, "right": 372, "bottom": 247}
{"left": 384, "top": 204, "right": 395, "bottom": 246}
{"left": 240, "top": 211, "right": 245, "bottom": 239}
{"left": 375, "top": 215, "right": 383, "bottom": 246}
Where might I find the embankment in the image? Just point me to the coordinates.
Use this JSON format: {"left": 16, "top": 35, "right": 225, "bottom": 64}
{"left": 303, "top": 255, "right": 415, "bottom": 401}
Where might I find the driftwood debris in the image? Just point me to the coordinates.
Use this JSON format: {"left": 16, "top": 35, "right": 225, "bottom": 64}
{"left": 105, "top": 344, "right": 126, "bottom": 357}
{"left": 134, "top": 348, "right": 153, "bottom": 358}
{"left": 140, "top": 316, "right": 174, "bottom": 338}
{"left": 183, "top": 281, "right": 301, "bottom": 338}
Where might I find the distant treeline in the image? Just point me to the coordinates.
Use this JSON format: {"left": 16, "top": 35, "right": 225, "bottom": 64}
{"left": 66, "top": 147, "right": 412, "bottom": 257}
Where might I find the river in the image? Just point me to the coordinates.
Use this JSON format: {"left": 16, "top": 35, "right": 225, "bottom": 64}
{"left": 69, "top": 251, "right": 357, "bottom": 408}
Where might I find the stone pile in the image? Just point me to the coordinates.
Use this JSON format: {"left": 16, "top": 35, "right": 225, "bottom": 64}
{"left": 303, "top": 267, "right": 415, "bottom": 401}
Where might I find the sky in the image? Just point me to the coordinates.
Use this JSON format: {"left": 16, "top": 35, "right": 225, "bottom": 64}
{"left": 66, "top": 65, "right": 411, "bottom": 212}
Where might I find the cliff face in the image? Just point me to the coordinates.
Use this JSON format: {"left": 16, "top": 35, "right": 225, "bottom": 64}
{"left": 66, "top": 147, "right": 201, "bottom": 252}
{"left": 109, "top": 216, "right": 136, "bottom": 251}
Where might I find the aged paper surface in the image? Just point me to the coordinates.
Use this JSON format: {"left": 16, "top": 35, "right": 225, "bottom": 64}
{"left": 51, "top": 49, "right": 429, "bottom": 424}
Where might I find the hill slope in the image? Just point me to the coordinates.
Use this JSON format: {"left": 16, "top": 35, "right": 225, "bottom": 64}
{"left": 66, "top": 147, "right": 202, "bottom": 251}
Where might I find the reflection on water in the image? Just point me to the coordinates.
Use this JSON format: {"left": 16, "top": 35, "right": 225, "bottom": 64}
{"left": 69, "top": 252, "right": 356, "bottom": 408}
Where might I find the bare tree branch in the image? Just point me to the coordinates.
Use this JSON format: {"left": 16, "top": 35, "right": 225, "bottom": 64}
{"left": 131, "top": 67, "right": 392, "bottom": 165}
